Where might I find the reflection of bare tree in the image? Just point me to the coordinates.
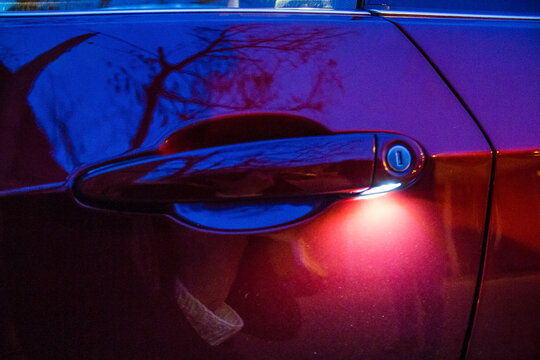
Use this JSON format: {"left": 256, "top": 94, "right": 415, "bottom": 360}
{"left": 129, "top": 25, "right": 345, "bottom": 150}
{"left": 0, "top": 33, "right": 95, "bottom": 187}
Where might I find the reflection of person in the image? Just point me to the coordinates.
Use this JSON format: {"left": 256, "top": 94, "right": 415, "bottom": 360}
{"left": 174, "top": 235, "right": 248, "bottom": 346}
{"left": 175, "top": 280, "right": 243, "bottom": 346}
{"left": 169, "top": 228, "right": 322, "bottom": 348}
{"left": 126, "top": 187, "right": 326, "bottom": 358}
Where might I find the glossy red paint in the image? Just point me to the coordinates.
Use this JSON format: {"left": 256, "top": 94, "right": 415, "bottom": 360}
{"left": 389, "top": 18, "right": 540, "bottom": 152}
{"left": 0, "top": 152, "right": 491, "bottom": 359}
{"left": 389, "top": 18, "right": 540, "bottom": 358}
{"left": 0, "top": 14, "right": 489, "bottom": 182}
{"left": 467, "top": 150, "right": 540, "bottom": 359}
{"left": 0, "top": 13, "right": 495, "bottom": 359}
{"left": 253, "top": 152, "right": 491, "bottom": 358}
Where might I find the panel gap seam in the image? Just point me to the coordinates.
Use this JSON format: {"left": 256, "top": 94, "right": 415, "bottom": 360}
{"left": 368, "top": 11, "right": 497, "bottom": 360}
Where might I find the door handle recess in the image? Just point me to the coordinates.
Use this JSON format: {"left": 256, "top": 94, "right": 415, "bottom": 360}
{"left": 73, "top": 132, "right": 424, "bottom": 232}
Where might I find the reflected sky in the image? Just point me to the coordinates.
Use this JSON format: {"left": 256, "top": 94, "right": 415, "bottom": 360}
{"left": 0, "top": 14, "right": 488, "bottom": 191}
{"left": 174, "top": 199, "right": 321, "bottom": 231}
{"left": 2, "top": 24, "right": 345, "bottom": 172}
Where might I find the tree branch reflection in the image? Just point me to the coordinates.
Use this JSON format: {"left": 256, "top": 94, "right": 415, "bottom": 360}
{"left": 125, "top": 25, "right": 346, "bottom": 150}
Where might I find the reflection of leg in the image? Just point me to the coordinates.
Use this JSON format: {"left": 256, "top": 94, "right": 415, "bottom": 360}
{"left": 176, "top": 279, "right": 244, "bottom": 346}
{"left": 175, "top": 234, "right": 248, "bottom": 346}
{"left": 176, "top": 234, "right": 248, "bottom": 313}
{"left": 227, "top": 238, "right": 303, "bottom": 340}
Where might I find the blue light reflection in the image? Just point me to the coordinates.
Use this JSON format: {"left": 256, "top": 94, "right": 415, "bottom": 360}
{"left": 174, "top": 199, "right": 323, "bottom": 231}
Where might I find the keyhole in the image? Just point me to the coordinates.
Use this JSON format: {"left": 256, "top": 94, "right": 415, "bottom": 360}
{"left": 386, "top": 145, "right": 412, "bottom": 173}
{"left": 395, "top": 150, "right": 403, "bottom": 166}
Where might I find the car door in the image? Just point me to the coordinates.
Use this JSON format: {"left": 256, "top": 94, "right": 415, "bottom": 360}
{"left": 368, "top": 10, "right": 540, "bottom": 360}
{"left": 1, "top": 2, "right": 493, "bottom": 359}
{"left": 365, "top": 1, "right": 540, "bottom": 358}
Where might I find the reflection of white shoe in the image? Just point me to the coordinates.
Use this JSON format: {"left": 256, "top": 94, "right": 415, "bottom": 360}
{"left": 175, "top": 279, "right": 244, "bottom": 346}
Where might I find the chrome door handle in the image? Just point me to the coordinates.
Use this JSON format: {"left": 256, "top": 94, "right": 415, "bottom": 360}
{"left": 74, "top": 133, "right": 375, "bottom": 206}
{"left": 72, "top": 132, "right": 424, "bottom": 232}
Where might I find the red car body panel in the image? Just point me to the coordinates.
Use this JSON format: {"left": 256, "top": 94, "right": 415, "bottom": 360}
{"left": 388, "top": 18, "right": 540, "bottom": 358}
{"left": 467, "top": 151, "right": 540, "bottom": 359}
{"left": 0, "top": 9, "right": 535, "bottom": 359}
